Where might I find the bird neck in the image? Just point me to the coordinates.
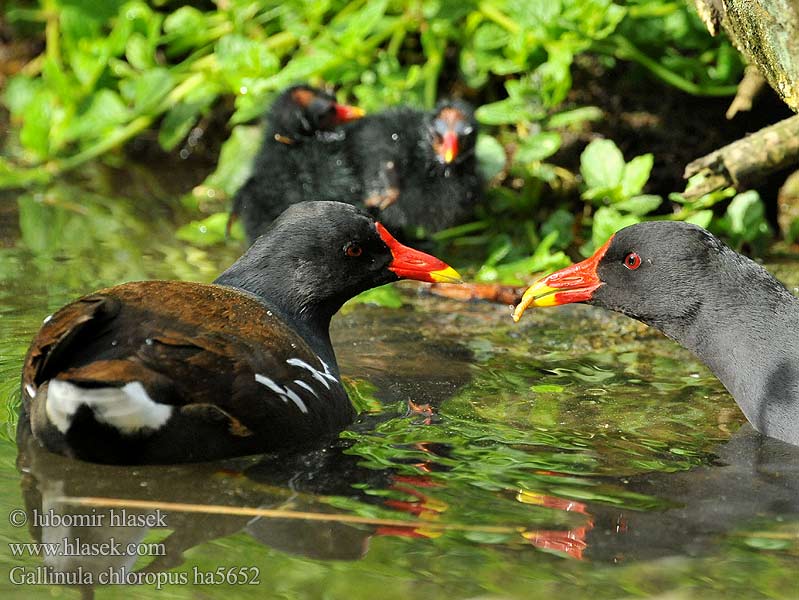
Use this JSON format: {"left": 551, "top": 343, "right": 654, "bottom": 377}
{"left": 656, "top": 261, "right": 799, "bottom": 446}
{"left": 213, "top": 258, "right": 341, "bottom": 369}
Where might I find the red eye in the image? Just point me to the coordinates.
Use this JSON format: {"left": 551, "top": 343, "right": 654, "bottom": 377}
{"left": 624, "top": 252, "right": 641, "bottom": 270}
{"left": 345, "top": 243, "right": 363, "bottom": 258}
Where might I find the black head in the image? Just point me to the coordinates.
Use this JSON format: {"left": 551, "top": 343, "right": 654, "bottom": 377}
{"left": 215, "top": 201, "right": 461, "bottom": 323}
{"left": 513, "top": 221, "right": 752, "bottom": 330}
{"left": 424, "top": 99, "right": 478, "bottom": 166}
{"left": 269, "top": 85, "right": 365, "bottom": 141}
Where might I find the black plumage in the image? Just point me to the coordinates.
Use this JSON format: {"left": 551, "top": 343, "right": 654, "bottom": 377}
{"left": 21, "top": 202, "right": 461, "bottom": 464}
{"left": 513, "top": 221, "right": 799, "bottom": 446}
{"left": 232, "top": 85, "right": 365, "bottom": 242}
{"left": 343, "top": 99, "right": 483, "bottom": 238}
{"left": 232, "top": 86, "right": 483, "bottom": 245}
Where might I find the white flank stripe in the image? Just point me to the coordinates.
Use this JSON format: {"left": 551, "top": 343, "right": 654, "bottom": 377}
{"left": 293, "top": 379, "right": 318, "bottom": 398}
{"left": 46, "top": 380, "right": 172, "bottom": 434}
{"left": 254, "top": 374, "right": 288, "bottom": 402}
{"left": 254, "top": 374, "right": 309, "bottom": 414}
{"left": 285, "top": 358, "right": 338, "bottom": 390}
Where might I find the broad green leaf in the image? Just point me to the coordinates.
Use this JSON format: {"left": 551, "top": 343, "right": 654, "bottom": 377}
{"left": 346, "top": 284, "right": 404, "bottom": 309}
{"left": 61, "top": 89, "right": 128, "bottom": 145}
{"left": 515, "top": 132, "right": 561, "bottom": 164}
{"left": 614, "top": 194, "right": 661, "bottom": 216}
{"left": 475, "top": 135, "right": 506, "bottom": 180}
{"left": 120, "top": 68, "right": 173, "bottom": 114}
{"left": 203, "top": 125, "right": 263, "bottom": 196}
{"left": 158, "top": 86, "right": 217, "bottom": 151}
{"left": 581, "top": 138, "right": 625, "bottom": 191}
{"left": 541, "top": 209, "right": 575, "bottom": 249}
{"left": 475, "top": 98, "right": 543, "bottom": 125}
{"left": 176, "top": 212, "right": 231, "bottom": 246}
{"left": 215, "top": 35, "right": 280, "bottom": 93}
{"left": 683, "top": 209, "right": 713, "bottom": 228}
{"left": 590, "top": 207, "right": 640, "bottom": 253}
{"left": 620, "top": 153, "right": 654, "bottom": 198}
{"left": 2, "top": 76, "right": 40, "bottom": 117}
{"left": 547, "top": 106, "right": 603, "bottom": 128}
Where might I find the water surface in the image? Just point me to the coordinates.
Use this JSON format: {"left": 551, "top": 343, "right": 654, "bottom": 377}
{"left": 0, "top": 173, "right": 797, "bottom": 599}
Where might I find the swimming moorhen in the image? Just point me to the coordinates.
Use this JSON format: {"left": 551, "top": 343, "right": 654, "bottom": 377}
{"left": 512, "top": 221, "right": 799, "bottom": 447}
{"left": 231, "top": 85, "right": 365, "bottom": 242}
{"left": 21, "top": 202, "right": 461, "bottom": 464}
{"left": 345, "top": 99, "right": 483, "bottom": 237}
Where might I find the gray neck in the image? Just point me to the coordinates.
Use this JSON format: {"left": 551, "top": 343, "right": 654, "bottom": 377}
{"left": 658, "top": 269, "right": 799, "bottom": 446}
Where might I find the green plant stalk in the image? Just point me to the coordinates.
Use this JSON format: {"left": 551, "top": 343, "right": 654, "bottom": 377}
{"left": 595, "top": 36, "right": 739, "bottom": 97}
{"left": 478, "top": 1, "right": 520, "bottom": 34}
{"left": 42, "top": 0, "right": 61, "bottom": 66}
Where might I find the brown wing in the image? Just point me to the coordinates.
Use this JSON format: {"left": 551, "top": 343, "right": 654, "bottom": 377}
{"left": 22, "top": 281, "right": 353, "bottom": 462}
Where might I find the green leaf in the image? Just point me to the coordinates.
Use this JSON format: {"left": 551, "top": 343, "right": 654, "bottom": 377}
{"left": 2, "top": 76, "right": 40, "bottom": 117}
{"left": 158, "top": 87, "right": 217, "bottom": 151}
{"left": 620, "top": 153, "right": 654, "bottom": 198}
{"left": 346, "top": 284, "right": 404, "bottom": 309}
{"left": 120, "top": 68, "right": 173, "bottom": 115}
{"left": 590, "top": 207, "right": 640, "bottom": 254}
{"left": 19, "top": 89, "right": 55, "bottom": 158}
{"left": 61, "top": 89, "right": 128, "bottom": 146}
{"left": 541, "top": 209, "right": 574, "bottom": 249}
{"left": 203, "top": 125, "right": 263, "bottom": 196}
{"left": 547, "top": 106, "right": 603, "bottom": 128}
{"left": 581, "top": 138, "right": 625, "bottom": 191}
{"left": 515, "top": 132, "right": 561, "bottom": 164}
{"left": 475, "top": 98, "right": 544, "bottom": 125}
{"left": 215, "top": 34, "right": 280, "bottom": 92}
{"left": 475, "top": 135, "right": 506, "bottom": 180}
{"left": 614, "top": 194, "right": 661, "bottom": 216}
{"left": 176, "top": 212, "right": 231, "bottom": 246}
{"left": 683, "top": 210, "right": 713, "bottom": 228}
{"left": 125, "top": 32, "right": 155, "bottom": 70}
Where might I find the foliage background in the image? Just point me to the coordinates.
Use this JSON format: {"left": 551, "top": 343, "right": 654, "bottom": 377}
{"left": 0, "top": 0, "right": 781, "bottom": 280}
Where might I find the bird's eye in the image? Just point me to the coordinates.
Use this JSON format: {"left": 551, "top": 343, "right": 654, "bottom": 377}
{"left": 624, "top": 252, "right": 641, "bottom": 270}
{"left": 344, "top": 243, "right": 363, "bottom": 258}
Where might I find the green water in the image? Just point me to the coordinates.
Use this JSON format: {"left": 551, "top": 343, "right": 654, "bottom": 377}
{"left": 0, "top": 172, "right": 797, "bottom": 600}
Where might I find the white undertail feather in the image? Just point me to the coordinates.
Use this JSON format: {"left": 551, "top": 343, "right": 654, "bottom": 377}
{"left": 46, "top": 380, "right": 173, "bottom": 434}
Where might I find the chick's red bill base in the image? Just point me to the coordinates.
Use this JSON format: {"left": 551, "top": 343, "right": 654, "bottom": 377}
{"left": 512, "top": 236, "right": 613, "bottom": 321}
{"left": 334, "top": 103, "right": 366, "bottom": 123}
{"left": 375, "top": 222, "right": 462, "bottom": 284}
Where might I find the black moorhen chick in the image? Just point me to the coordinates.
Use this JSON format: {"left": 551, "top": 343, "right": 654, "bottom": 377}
{"left": 345, "top": 99, "right": 483, "bottom": 237}
{"left": 232, "top": 85, "right": 365, "bottom": 242}
{"left": 512, "top": 221, "right": 799, "bottom": 447}
{"left": 21, "top": 202, "right": 461, "bottom": 464}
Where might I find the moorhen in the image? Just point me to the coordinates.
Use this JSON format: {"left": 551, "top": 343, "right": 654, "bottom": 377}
{"left": 512, "top": 221, "right": 799, "bottom": 447}
{"left": 345, "top": 99, "right": 483, "bottom": 237}
{"left": 232, "top": 85, "right": 365, "bottom": 242}
{"left": 21, "top": 202, "right": 461, "bottom": 464}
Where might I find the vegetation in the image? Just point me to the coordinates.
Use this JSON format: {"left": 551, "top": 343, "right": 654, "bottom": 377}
{"left": 0, "top": 0, "right": 774, "bottom": 279}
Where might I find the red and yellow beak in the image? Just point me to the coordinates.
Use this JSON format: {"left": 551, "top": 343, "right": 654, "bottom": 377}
{"left": 439, "top": 131, "right": 459, "bottom": 164}
{"left": 512, "top": 237, "right": 612, "bottom": 322}
{"left": 376, "top": 223, "right": 462, "bottom": 284}
{"left": 334, "top": 103, "right": 366, "bottom": 123}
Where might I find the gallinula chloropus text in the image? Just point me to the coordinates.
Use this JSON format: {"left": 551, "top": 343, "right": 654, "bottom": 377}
{"left": 232, "top": 85, "right": 365, "bottom": 242}
{"left": 512, "top": 221, "right": 799, "bottom": 446}
{"left": 21, "top": 202, "right": 461, "bottom": 464}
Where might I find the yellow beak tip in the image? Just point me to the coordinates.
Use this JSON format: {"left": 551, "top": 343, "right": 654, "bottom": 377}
{"left": 430, "top": 266, "right": 463, "bottom": 284}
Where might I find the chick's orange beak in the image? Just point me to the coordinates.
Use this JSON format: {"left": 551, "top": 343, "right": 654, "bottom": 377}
{"left": 512, "top": 236, "right": 613, "bottom": 322}
{"left": 376, "top": 223, "right": 462, "bottom": 284}
{"left": 440, "top": 131, "right": 459, "bottom": 164}
{"left": 334, "top": 103, "right": 366, "bottom": 123}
